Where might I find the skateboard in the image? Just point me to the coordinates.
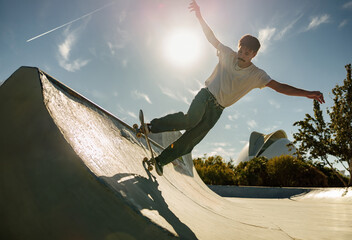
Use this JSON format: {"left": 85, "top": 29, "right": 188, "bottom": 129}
{"left": 133, "top": 109, "right": 156, "bottom": 172}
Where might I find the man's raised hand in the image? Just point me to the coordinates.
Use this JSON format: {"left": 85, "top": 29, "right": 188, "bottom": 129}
{"left": 189, "top": 0, "right": 201, "bottom": 18}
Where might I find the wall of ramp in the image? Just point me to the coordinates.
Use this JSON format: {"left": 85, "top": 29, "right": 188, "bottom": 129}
{"left": 0, "top": 67, "right": 293, "bottom": 239}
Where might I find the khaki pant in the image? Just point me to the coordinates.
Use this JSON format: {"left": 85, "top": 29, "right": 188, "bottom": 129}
{"left": 151, "top": 88, "right": 224, "bottom": 166}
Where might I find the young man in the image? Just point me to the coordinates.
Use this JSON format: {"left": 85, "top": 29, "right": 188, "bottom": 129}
{"left": 144, "top": 0, "right": 325, "bottom": 176}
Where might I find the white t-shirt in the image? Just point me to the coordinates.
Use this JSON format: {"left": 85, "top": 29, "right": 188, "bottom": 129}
{"left": 205, "top": 43, "right": 271, "bottom": 108}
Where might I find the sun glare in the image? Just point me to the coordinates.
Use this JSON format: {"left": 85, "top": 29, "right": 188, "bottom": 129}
{"left": 163, "top": 29, "right": 201, "bottom": 68}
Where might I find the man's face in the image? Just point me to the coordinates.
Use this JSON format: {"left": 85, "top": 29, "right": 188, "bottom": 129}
{"left": 237, "top": 46, "right": 257, "bottom": 65}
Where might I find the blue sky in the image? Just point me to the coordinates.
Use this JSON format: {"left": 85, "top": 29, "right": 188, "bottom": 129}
{"left": 1, "top": 0, "right": 351, "bottom": 165}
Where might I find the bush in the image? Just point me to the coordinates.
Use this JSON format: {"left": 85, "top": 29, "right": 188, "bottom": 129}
{"left": 233, "top": 157, "right": 268, "bottom": 186}
{"left": 313, "top": 162, "right": 349, "bottom": 187}
{"left": 266, "top": 155, "right": 328, "bottom": 187}
{"left": 193, "top": 155, "right": 236, "bottom": 185}
{"left": 194, "top": 155, "right": 333, "bottom": 187}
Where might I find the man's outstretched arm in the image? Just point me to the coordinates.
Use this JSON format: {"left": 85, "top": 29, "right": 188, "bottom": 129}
{"left": 266, "top": 80, "right": 325, "bottom": 104}
{"left": 189, "top": 0, "right": 221, "bottom": 49}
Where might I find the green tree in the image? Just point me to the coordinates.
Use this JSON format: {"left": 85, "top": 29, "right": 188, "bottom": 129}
{"left": 328, "top": 64, "right": 352, "bottom": 185}
{"left": 292, "top": 64, "right": 352, "bottom": 187}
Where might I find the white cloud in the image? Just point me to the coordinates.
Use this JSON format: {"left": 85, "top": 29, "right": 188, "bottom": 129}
{"left": 343, "top": 1, "right": 352, "bottom": 9}
{"left": 107, "top": 42, "right": 115, "bottom": 55}
{"left": 122, "top": 59, "right": 129, "bottom": 68}
{"left": 258, "top": 27, "right": 276, "bottom": 52}
{"left": 247, "top": 119, "right": 258, "bottom": 128}
{"left": 107, "top": 42, "right": 129, "bottom": 67}
{"left": 105, "top": 11, "right": 131, "bottom": 67}
{"left": 107, "top": 27, "right": 129, "bottom": 53}
{"left": 274, "top": 25, "right": 291, "bottom": 41}
{"left": 338, "top": 19, "right": 348, "bottom": 29}
{"left": 228, "top": 112, "right": 240, "bottom": 121}
{"left": 264, "top": 125, "right": 279, "bottom": 133}
{"left": 131, "top": 90, "right": 152, "bottom": 104}
{"left": 91, "top": 89, "right": 107, "bottom": 100}
{"left": 107, "top": 10, "right": 130, "bottom": 59}
{"left": 187, "top": 88, "right": 199, "bottom": 97}
{"left": 116, "top": 27, "right": 129, "bottom": 49}
{"left": 225, "top": 124, "right": 231, "bottom": 130}
{"left": 159, "top": 85, "right": 190, "bottom": 104}
{"left": 127, "top": 111, "right": 137, "bottom": 119}
{"left": 159, "top": 86, "right": 177, "bottom": 99}
{"left": 239, "top": 95, "right": 253, "bottom": 102}
{"left": 116, "top": 104, "right": 137, "bottom": 120}
{"left": 207, "top": 146, "right": 237, "bottom": 160}
{"left": 59, "top": 58, "right": 90, "bottom": 72}
{"left": 213, "top": 142, "right": 231, "bottom": 147}
{"left": 119, "top": 11, "right": 127, "bottom": 23}
{"left": 57, "top": 28, "right": 89, "bottom": 72}
{"left": 106, "top": 23, "right": 130, "bottom": 56}
{"left": 239, "top": 140, "right": 248, "bottom": 145}
{"left": 264, "top": 120, "right": 282, "bottom": 132}
{"left": 305, "top": 14, "right": 330, "bottom": 31}
{"left": 257, "top": 14, "right": 302, "bottom": 53}
{"left": 58, "top": 34, "right": 74, "bottom": 60}
{"left": 274, "top": 14, "right": 303, "bottom": 40}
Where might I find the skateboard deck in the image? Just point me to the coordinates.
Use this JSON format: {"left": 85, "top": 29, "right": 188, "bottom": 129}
{"left": 133, "top": 109, "right": 156, "bottom": 172}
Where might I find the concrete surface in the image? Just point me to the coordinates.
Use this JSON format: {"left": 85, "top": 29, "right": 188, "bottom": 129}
{"left": 1, "top": 66, "right": 351, "bottom": 240}
{"left": 226, "top": 196, "right": 352, "bottom": 240}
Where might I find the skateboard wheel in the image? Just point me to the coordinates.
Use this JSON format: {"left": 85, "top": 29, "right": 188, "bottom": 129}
{"left": 148, "top": 165, "right": 153, "bottom": 171}
{"left": 136, "top": 132, "right": 142, "bottom": 138}
{"left": 143, "top": 157, "right": 148, "bottom": 162}
{"left": 133, "top": 124, "right": 138, "bottom": 129}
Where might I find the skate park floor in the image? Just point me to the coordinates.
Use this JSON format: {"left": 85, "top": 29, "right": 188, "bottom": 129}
{"left": 213, "top": 186, "right": 352, "bottom": 240}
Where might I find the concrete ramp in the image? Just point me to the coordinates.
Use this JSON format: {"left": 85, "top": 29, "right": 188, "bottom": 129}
{"left": 2, "top": 67, "right": 349, "bottom": 240}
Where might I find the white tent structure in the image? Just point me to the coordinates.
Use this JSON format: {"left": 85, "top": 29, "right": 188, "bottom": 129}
{"left": 237, "top": 130, "right": 296, "bottom": 163}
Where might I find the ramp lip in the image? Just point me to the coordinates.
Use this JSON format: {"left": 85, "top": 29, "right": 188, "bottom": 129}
{"left": 39, "top": 68, "right": 165, "bottom": 150}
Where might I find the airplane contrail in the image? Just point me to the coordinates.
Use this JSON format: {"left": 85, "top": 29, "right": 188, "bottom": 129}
{"left": 26, "top": 2, "right": 115, "bottom": 42}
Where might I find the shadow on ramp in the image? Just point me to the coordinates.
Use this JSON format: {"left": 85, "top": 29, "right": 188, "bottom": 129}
{"left": 101, "top": 171, "right": 197, "bottom": 239}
